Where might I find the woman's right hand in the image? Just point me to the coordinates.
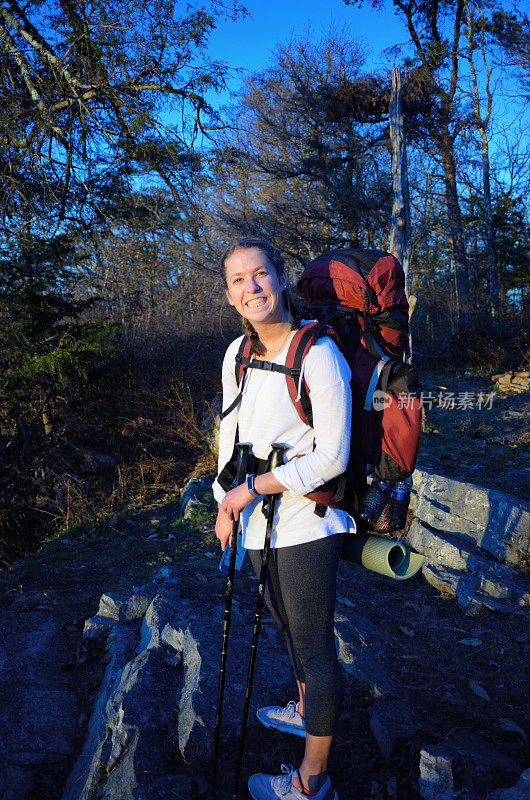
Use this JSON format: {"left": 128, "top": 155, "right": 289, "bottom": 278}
{"left": 215, "top": 505, "right": 233, "bottom": 551}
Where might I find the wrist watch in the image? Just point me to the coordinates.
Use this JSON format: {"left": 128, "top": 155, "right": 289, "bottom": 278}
{"left": 246, "top": 474, "right": 261, "bottom": 499}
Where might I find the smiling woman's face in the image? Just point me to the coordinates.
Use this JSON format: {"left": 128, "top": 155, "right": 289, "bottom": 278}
{"left": 224, "top": 247, "right": 287, "bottom": 326}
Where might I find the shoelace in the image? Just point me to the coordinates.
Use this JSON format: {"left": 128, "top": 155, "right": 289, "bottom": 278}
{"left": 285, "top": 701, "right": 297, "bottom": 719}
{"left": 271, "top": 765, "right": 296, "bottom": 796}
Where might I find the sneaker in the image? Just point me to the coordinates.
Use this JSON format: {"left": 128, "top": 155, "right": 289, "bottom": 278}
{"left": 256, "top": 701, "right": 306, "bottom": 738}
{"left": 248, "top": 764, "right": 338, "bottom": 800}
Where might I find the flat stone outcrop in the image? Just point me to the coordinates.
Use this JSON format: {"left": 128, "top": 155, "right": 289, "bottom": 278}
{"left": 62, "top": 567, "right": 213, "bottom": 799}
{"left": 411, "top": 473, "right": 529, "bottom": 565}
{"left": 369, "top": 698, "right": 422, "bottom": 757}
{"left": 334, "top": 609, "right": 401, "bottom": 698}
{"left": 406, "top": 470, "right": 530, "bottom": 616}
{"left": 407, "top": 521, "right": 529, "bottom": 615}
{"left": 98, "top": 591, "right": 153, "bottom": 622}
{"left": 62, "top": 565, "right": 293, "bottom": 800}
{"left": 487, "top": 768, "right": 530, "bottom": 800}
{"left": 177, "top": 476, "right": 213, "bottom": 519}
{"left": 334, "top": 608, "right": 426, "bottom": 761}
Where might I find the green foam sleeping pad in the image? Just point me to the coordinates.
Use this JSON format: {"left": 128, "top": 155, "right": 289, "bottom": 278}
{"left": 341, "top": 533, "right": 424, "bottom": 580}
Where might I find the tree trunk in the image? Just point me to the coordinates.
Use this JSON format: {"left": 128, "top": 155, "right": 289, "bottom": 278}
{"left": 479, "top": 128, "right": 501, "bottom": 329}
{"left": 439, "top": 126, "right": 471, "bottom": 328}
{"left": 499, "top": 281, "right": 507, "bottom": 316}
{"left": 42, "top": 405, "right": 53, "bottom": 436}
{"left": 463, "top": 0, "right": 501, "bottom": 330}
{"left": 389, "top": 67, "right": 412, "bottom": 291}
{"left": 389, "top": 66, "right": 414, "bottom": 358}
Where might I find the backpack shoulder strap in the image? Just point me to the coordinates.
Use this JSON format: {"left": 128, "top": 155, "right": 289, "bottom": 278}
{"left": 235, "top": 336, "right": 252, "bottom": 385}
{"left": 220, "top": 336, "right": 252, "bottom": 421}
{"left": 284, "top": 321, "right": 338, "bottom": 427}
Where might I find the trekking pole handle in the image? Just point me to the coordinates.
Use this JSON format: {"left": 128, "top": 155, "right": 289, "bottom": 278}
{"left": 268, "top": 442, "right": 288, "bottom": 472}
{"left": 260, "top": 443, "right": 288, "bottom": 519}
{"left": 233, "top": 442, "right": 252, "bottom": 488}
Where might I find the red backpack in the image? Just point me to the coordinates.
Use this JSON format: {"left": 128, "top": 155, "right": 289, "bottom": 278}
{"left": 219, "top": 248, "right": 421, "bottom": 524}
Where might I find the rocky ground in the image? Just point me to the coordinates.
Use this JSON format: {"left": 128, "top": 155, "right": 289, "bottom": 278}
{"left": 0, "top": 370, "right": 528, "bottom": 799}
{"left": 417, "top": 372, "right": 529, "bottom": 502}
{"left": 0, "top": 468, "right": 528, "bottom": 800}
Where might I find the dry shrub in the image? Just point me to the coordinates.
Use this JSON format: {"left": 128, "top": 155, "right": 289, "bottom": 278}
{"left": 71, "top": 312, "right": 238, "bottom": 515}
{"left": 412, "top": 286, "right": 529, "bottom": 374}
{"left": 1, "top": 309, "right": 240, "bottom": 566}
{"left": 460, "top": 326, "right": 529, "bottom": 375}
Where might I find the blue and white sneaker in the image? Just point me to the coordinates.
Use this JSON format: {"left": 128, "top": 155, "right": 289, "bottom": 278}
{"left": 256, "top": 701, "right": 306, "bottom": 738}
{"left": 248, "top": 765, "right": 338, "bottom": 800}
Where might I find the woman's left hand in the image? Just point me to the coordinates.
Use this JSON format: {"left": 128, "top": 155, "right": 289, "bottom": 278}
{"left": 221, "top": 482, "right": 253, "bottom": 521}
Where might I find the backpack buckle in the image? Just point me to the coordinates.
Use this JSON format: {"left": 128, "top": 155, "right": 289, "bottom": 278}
{"left": 289, "top": 368, "right": 301, "bottom": 380}
{"left": 262, "top": 361, "right": 273, "bottom": 371}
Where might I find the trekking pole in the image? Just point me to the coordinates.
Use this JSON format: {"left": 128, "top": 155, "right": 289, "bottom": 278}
{"left": 234, "top": 442, "right": 289, "bottom": 798}
{"left": 211, "top": 441, "right": 253, "bottom": 797}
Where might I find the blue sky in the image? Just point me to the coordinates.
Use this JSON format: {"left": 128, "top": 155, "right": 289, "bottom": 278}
{"left": 205, "top": 0, "right": 412, "bottom": 106}
{"left": 196, "top": 0, "right": 529, "bottom": 175}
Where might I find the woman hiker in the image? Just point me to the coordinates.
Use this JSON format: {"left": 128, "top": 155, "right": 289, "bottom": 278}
{"left": 212, "top": 237, "right": 355, "bottom": 800}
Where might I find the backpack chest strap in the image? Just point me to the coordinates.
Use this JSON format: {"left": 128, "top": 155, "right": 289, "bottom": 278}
{"left": 236, "top": 353, "right": 300, "bottom": 379}
{"left": 221, "top": 339, "right": 301, "bottom": 421}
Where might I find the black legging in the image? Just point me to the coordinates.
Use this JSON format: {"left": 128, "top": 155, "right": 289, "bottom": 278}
{"left": 248, "top": 533, "right": 345, "bottom": 737}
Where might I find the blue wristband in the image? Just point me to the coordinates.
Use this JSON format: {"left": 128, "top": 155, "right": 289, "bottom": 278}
{"left": 246, "top": 474, "right": 261, "bottom": 498}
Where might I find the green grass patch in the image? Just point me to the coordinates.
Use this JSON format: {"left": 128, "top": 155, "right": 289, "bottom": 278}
{"left": 187, "top": 508, "right": 210, "bottom": 527}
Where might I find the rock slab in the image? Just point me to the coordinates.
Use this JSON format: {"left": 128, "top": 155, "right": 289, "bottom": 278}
{"left": 63, "top": 567, "right": 214, "bottom": 800}
{"left": 407, "top": 520, "right": 530, "bottom": 615}
{"left": 177, "top": 476, "right": 212, "bottom": 519}
{"left": 98, "top": 591, "right": 153, "bottom": 621}
{"left": 419, "top": 734, "right": 521, "bottom": 800}
{"left": 334, "top": 610, "right": 400, "bottom": 697}
{"left": 63, "top": 565, "right": 293, "bottom": 800}
{"left": 413, "top": 473, "right": 530, "bottom": 565}
{"left": 421, "top": 563, "right": 530, "bottom": 617}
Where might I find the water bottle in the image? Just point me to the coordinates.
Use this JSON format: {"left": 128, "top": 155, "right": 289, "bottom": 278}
{"left": 358, "top": 478, "right": 392, "bottom": 531}
{"left": 358, "top": 476, "right": 412, "bottom": 533}
{"left": 388, "top": 476, "right": 412, "bottom": 531}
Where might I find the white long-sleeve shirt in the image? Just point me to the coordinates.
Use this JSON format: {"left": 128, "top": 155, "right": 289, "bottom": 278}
{"left": 212, "top": 329, "right": 356, "bottom": 549}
